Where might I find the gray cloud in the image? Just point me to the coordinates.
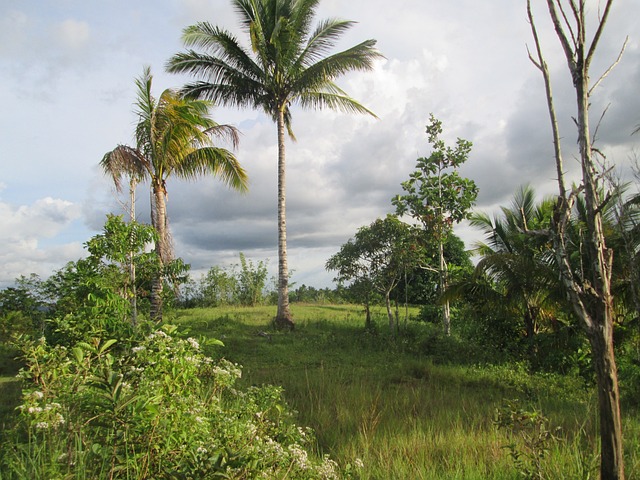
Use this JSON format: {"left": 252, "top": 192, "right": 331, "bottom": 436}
{"left": 1, "top": 0, "right": 639, "bottom": 289}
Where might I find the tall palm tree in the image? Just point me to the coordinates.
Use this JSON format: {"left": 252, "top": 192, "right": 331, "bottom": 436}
{"left": 101, "top": 66, "right": 249, "bottom": 321}
{"left": 166, "top": 0, "right": 382, "bottom": 329}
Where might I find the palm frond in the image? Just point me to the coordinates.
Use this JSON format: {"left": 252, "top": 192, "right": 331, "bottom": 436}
{"left": 100, "top": 146, "right": 150, "bottom": 191}
{"left": 173, "top": 147, "right": 248, "bottom": 192}
{"left": 297, "top": 89, "right": 377, "bottom": 117}
{"left": 298, "top": 18, "right": 357, "bottom": 65}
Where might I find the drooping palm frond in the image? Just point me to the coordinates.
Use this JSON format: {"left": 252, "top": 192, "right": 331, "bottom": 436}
{"left": 100, "top": 146, "right": 150, "bottom": 192}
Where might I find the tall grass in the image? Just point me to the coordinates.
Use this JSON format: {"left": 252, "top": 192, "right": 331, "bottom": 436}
{"left": 174, "top": 304, "right": 640, "bottom": 479}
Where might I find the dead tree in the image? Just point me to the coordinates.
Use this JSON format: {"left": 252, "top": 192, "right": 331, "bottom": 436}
{"left": 527, "top": 1, "right": 627, "bottom": 478}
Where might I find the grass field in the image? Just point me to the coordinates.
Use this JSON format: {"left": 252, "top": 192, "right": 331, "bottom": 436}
{"left": 172, "top": 303, "right": 640, "bottom": 479}
{"left": 1, "top": 303, "right": 638, "bottom": 478}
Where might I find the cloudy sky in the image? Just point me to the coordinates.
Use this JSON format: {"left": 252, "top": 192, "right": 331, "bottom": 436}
{"left": 1, "top": 0, "right": 639, "bottom": 289}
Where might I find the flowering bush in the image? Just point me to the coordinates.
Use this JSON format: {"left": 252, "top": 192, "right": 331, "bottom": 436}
{"left": 2, "top": 323, "right": 344, "bottom": 479}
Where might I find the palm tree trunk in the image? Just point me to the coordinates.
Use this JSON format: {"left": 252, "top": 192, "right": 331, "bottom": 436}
{"left": 129, "top": 177, "right": 138, "bottom": 326}
{"left": 274, "top": 109, "right": 294, "bottom": 329}
{"left": 150, "top": 180, "right": 168, "bottom": 323}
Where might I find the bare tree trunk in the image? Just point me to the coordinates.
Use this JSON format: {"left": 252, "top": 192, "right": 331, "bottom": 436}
{"left": 274, "top": 109, "right": 295, "bottom": 330}
{"left": 385, "top": 291, "right": 394, "bottom": 333}
{"left": 439, "top": 240, "right": 451, "bottom": 336}
{"left": 527, "top": 1, "right": 625, "bottom": 477}
{"left": 364, "top": 301, "right": 372, "bottom": 331}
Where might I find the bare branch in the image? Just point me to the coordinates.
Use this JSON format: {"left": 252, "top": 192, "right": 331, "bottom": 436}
{"left": 528, "top": 0, "right": 567, "bottom": 197}
{"left": 590, "top": 36, "right": 628, "bottom": 95}
{"left": 565, "top": 0, "right": 580, "bottom": 49}
{"left": 586, "top": 0, "right": 615, "bottom": 70}
{"left": 526, "top": 44, "right": 542, "bottom": 71}
{"left": 546, "top": 0, "right": 578, "bottom": 81}
{"left": 591, "top": 103, "right": 611, "bottom": 146}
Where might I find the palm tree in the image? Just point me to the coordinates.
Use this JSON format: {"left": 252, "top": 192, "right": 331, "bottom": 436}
{"left": 101, "top": 66, "right": 249, "bottom": 321}
{"left": 166, "top": 0, "right": 382, "bottom": 329}
{"left": 469, "top": 185, "right": 560, "bottom": 344}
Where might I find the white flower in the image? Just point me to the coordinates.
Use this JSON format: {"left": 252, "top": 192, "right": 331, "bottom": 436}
{"left": 288, "top": 444, "right": 309, "bottom": 469}
{"left": 187, "top": 337, "right": 200, "bottom": 351}
{"left": 354, "top": 458, "right": 364, "bottom": 469}
{"left": 53, "top": 413, "right": 65, "bottom": 426}
{"left": 35, "top": 422, "right": 49, "bottom": 429}
{"left": 32, "top": 391, "right": 44, "bottom": 399}
{"left": 317, "top": 455, "right": 339, "bottom": 479}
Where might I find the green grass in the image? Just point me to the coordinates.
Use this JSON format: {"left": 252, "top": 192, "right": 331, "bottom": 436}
{"left": 173, "top": 303, "right": 640, "bottom": 479}
{"left": 2, "top": 303, "right": 638, "bottom": 478}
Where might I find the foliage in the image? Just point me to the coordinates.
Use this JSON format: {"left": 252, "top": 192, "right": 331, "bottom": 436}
{"left": 393, "top": 115, "right": 478, "bottom": 244}
{"left": 326, "top": 215, "right": 420, "bottom": 330}
{"left": 495, "top": 400, "right": 562, "bottom": 480}
{"left": 235, "top": 253, "right": 269, "bottom": 307}
{"left": 408, "top": 232, "right": 473, "bottom": 322}
{"left": 167, "top": 0, "right": 382, "bottom": 327}
{"left": 393, "top": 115, "right": 478, "bottom": 335}
{"left": 1, "top": 322, "right": 343, "bottom": 479}
{"left": 178, "top": 253, "right": 273, "bottom": 308}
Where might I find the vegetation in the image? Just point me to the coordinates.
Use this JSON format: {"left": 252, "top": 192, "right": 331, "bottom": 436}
{"left": 393, "top": 114, "right": 478, "bottom": 336}
{"left": 1, "top": 0, "right": 638, "bottom": 478}
{"left": 166, "top": 0, "right": 383, "bottom": 329}
{"left": 326, "top": 215, "right": 419, "bottom": 332}
{"left": 101, "top": 66, "right": 248, "bottom": 322}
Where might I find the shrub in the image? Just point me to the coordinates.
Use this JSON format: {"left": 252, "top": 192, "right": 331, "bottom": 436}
{"left": 1, "top": 324, "right": 343, "bottom": 479}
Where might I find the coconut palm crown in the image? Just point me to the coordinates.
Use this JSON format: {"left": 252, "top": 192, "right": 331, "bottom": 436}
{"left": 101, "top": 66, "right": 248, "bottom": 321}
{"left": 167, "top": 0, "right": 383, "bottom": 328}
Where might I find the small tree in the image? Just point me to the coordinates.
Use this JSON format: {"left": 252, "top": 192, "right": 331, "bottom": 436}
{"left": 200, "top": 266, "right": 238, "bottom": 307}
{"left": 235, "top": 253, "right": 269, "bottom": 307}
{"left": 326, "top": 215, "right": 418, "bottom": 332}
{"left": 393, "top": 115, "right": 478, "bottom": 335}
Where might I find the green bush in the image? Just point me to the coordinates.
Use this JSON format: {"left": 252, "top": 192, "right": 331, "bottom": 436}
{"left": 1, "top": 323, "right": 343, "bottom": 479}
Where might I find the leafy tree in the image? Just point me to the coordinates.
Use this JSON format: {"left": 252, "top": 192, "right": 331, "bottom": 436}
{"left": 200, "top": 266, "right": 238, "bottom": 307}
{"left": 326, "top": 215, "right": 418, "bottom": 332}
{"left": 235, "top": 253, "right": 269, "bottom": 307}
{"left": 527, "top": 1, "right": 627, "bottom": 476}
{"left": 393, "top": 115, "right": 478, "bottom": 335}
{"left": 167, "top": 0, "right": 382, "bottom": 329}
{"left": 85, "top": 214, "right": 158, "bottom": 325}
{"left": 101, "top": 67, "right": 248, "bottom": 322}
{"left": 40, "top": 216, "right": 159, "bottom": 345}
{"left": 405, "top": 232, "right": 472, "bottom": 323}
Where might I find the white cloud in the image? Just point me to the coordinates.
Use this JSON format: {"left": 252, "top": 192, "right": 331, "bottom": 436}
{"left": 53, "top": 19, "right": 90, "bottom": 50}
{"left": 0, "top": 198, "right": 84, "bottom": 286}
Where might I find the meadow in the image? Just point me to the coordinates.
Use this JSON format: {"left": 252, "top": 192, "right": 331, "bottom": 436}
{"left": 2, "top": 302, "right": 639, "bottom": 478}
{"left": 171, "top": 303, "right": 640, "bottom": 479}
